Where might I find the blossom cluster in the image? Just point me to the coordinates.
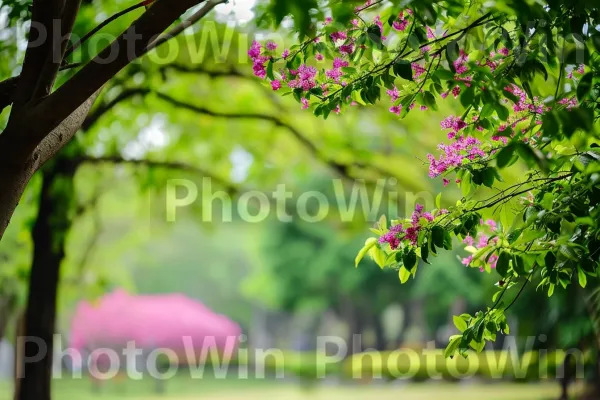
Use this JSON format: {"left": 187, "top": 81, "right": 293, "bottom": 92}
{"left": 379, "top": 204, "right": 448, "bottom": 249}
{"left": 461, "top": 219, "right": 499, "bottom": 271}
{"left": 427, "top": 132, "right": 485, "bottom": 178}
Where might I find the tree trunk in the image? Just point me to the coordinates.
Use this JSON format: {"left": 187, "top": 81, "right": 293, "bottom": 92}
{"left": 15, "top": 157, "right": 76, "bottom": 400}
{"left": 373, "top": 316, "right": 386, "bottom": 351}
{"left": 0, "top": 161, "right": 35, "bottom": 240}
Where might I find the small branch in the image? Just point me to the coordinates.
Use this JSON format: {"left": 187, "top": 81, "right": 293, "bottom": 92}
{"left": 144, "top": 0, "right": 228, "bottom": 54}
{"left": 64, "top": 0, "right": 154, "bottom": 59}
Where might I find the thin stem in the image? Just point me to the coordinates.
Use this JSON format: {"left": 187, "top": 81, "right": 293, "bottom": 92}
{"left": 64, "top": 0, "right": 155, "bottom": 59}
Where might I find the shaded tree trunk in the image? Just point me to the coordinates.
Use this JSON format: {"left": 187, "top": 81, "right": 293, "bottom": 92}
{"left": 15, "top": 156, "right": 76, "bottom": 400}
{"left": 373, "top": 316, "right": 386, "bottom": 352}
{"left": 0, "top": 161, "right": 35, "bottom": 240}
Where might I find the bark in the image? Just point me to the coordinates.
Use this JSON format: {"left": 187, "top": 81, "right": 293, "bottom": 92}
{"left": 0, "top": 91, "right": 99, "bottom": 240}
{"left": 0, "top": 162, "right": 36, "bottom": 241}
{"left": 14, "top": 157, "right": 76, "bottom": 400}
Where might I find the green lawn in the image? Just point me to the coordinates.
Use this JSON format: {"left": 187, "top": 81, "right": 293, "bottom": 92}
{"left": 0, "top": 376, "right": 582, "bottom": 400}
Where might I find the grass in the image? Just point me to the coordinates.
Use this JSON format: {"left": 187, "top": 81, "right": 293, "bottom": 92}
{"left": 0, "top": 375, "right": 582, "bottom": 400}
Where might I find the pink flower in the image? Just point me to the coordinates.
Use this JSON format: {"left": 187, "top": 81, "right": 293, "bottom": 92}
{"left": 374, "top": 15, "right": 387, "bottom": 40}
{"left": 271, "top": 80, "right": 281, "bottom": 91}
{"left": 315, "top": 53, "right": 324, "bottom": 61}
{"left": 386, "top": 86, "right": 400, "bottom": 102}
{"left": 451, "top": 86, "right": 461, "bottom": 98}
{"left": 426, "top": 26, "right": 436, "bottom": 39}
{"left": 265, "top": 41, "right": 277, "bottom": 51}
{"left": 477, "top": 234, "right": 489, "bottom": 249}
{"left": 339, "top": 43, "right": 355, "bottom": 55}
{"left": 248, "top": 40, "right": 262, "bottom": 58}
{"left": 443, "top": 178, "right": 450, "bottom": 186}
{"left": 558, "top": 97, "right": 578, "bottom": 110}
{"left": 485, "top": 219, "right": 497, "bottom": 231}
{"left": 498, "top": 47, "right": 509, "bottom": 56}
{"left": 287, "top": 64, "right": 317, "bottom": 91}
{"left": 324, "top": 17, "right": 333, "bottom": 25}
{"left": 411, "top": 63, "right": 426, "bottom": 79}
{"left": 463, "top": 235, "right": 474, "bottom": 246}
{"left": 330, "top": 31, "right": 347, "bottom": 41}
{"left": 282, "top": 49, "right": 290, "bottom": 58}
{"left": 393, "top": 19, "right": 409, "bottom": 31}
{"left": 389, "top": 105, "right": 402, "bottom": 115}
{"left": 326, "top": 68, "right": 343, "bottom": 82}
{"left": 461, "top": 256, "right": 473, "bottom": 266}
{"left": 427, "top": 135, "right": 485, "bottom": 178}
{"left": 333, "top": 58, "right": 349, "bottom": 69}
{"left": 301, "top": 98, "right": 309, "bottom": 109}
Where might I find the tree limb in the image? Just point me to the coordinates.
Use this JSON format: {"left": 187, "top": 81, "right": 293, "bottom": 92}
{"left": 31, "top": 0, "right": 83, "bottom": 100}
{"left": 27, "top": 0, "right": 208, "bottom": 141}
{"left": 79, "top": 156, "right": 238, "bottom": 194}
{"left": 10, "top": 0, "right": 64, "bottom": 110}
{"left": 144, "top": 0, "right": 228, "bottom": 54}
{"left": 34, "top": 90, "right": 102, "bottom": 167}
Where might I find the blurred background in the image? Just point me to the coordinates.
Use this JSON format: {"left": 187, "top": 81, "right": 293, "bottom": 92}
{"left": 0, "top": 0, "right": 597, "bottom": 399}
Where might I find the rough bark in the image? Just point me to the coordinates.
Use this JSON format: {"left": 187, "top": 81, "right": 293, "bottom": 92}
{"left": 0, "top": 91, "right": 99, "bottom": 240}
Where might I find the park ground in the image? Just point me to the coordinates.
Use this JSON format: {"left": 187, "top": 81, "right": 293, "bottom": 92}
{"left": 0, "top": 377, "right": 585, "bottom": 400}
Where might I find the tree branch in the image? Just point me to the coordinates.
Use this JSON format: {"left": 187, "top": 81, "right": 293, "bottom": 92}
{"left": 79, "top": 156, "right": 238, "bottom": 194}
{"left": 26, "top": 0, "right": 208, "bottom": 143}
{"left": 34, "top": 91, "right": 102, "bottom": 167}
{"left": 144, "top": 0, "right": 228, "bottom": 54}
{"left": 32, "top": 0, "right": 83, "bottom": 100}
{"left": 10, "top": 0, "right": 64, "bottom": 109}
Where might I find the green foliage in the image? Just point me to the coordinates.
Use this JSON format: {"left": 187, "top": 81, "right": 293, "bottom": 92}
{"left": 258, "top": 0, "right": 600, "bottom": 357}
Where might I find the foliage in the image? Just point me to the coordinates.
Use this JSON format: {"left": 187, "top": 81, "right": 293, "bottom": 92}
{"left": 252, "top": 0, "right": 600, "bottom": 356}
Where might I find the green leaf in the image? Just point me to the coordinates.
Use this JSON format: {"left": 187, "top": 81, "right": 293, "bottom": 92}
{"left": 494, "top": 103, "right": 509, "bottom": 121}
{"left": 577, "top": 73, "right": 593, "bottom": 101}
{"left": 482, "top": 168, "right": 495, "bottom": 188}
{"left": 453, "top": 316, "right": 468, "bottom": 332}
{"left": 460, "top": 87, "right": 475, "bottom": 108}
{"left": 444, "top": 336, "right": 461, "bottom": 358}
{"left": 368, "top": 243, "right": 387, "bottom": 269}
{"left": 393, "top": 60, "right": 413, "bottom": 81}
{"left": 398, "top": 266, "right": 411, "bottom": 283}
{"left": 355, "top": 237, "right": 377, "bottom": 267}
{"left": 443, "top": 230, "right": 453, "bottom": 250}
{"left": 408, "top": 34, "right": 420, "bottom": 51}
{"left": 421, "top": 242, "right": 430, "bottom": 264}
{"left": 513, "top": 254, "right": 527, "bottom": 275}
{"left": 403, "top": 249, "right": 418, "bottom": 271}
{"left": 496, "top": 251, "right": 510, "bottom": 277}
{"left": 431, "top": 226, "right": 445, "bottom": 248}
{"left": 578, "top": 267, "right": 587, "bottom": 288}
{"left": 434, "top": 69, "right": 455, "bottom": 81}
{"left": 435, "top": 193, "right": 442, "bottom": 209}
{"left": 423, "top": 91, "right": 438, "bottom": 110}
{"left": 496, "top": 144, "right": 515, "bottom": 169}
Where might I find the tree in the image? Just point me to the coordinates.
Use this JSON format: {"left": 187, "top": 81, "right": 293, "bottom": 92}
{"left": 252, "top": 0, "right": 600, "bottom": 391}
{"left": 3, "top": 9, "right": 438, "bottom": 397}
{"left": 0, "top": 0, "right": 229, "bottom": 240}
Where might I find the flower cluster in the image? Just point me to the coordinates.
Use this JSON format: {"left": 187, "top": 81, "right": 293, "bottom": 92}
{"left": 248, "top": 40, "right": 270, "bottom": 79}
{"left": 461, "top": 220, "right": 499, "bottom": 271}
{"left": 427, "top": 136, "right": 485, "bottom": 178}
{"left": 392, "top": 10, "right": 413, "bottom": 31}
{"left": 379, "top": 204, "right": 447, "bottom": 249}
{"left": 287, "top": 64, "right": 318, "bottom": 91}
